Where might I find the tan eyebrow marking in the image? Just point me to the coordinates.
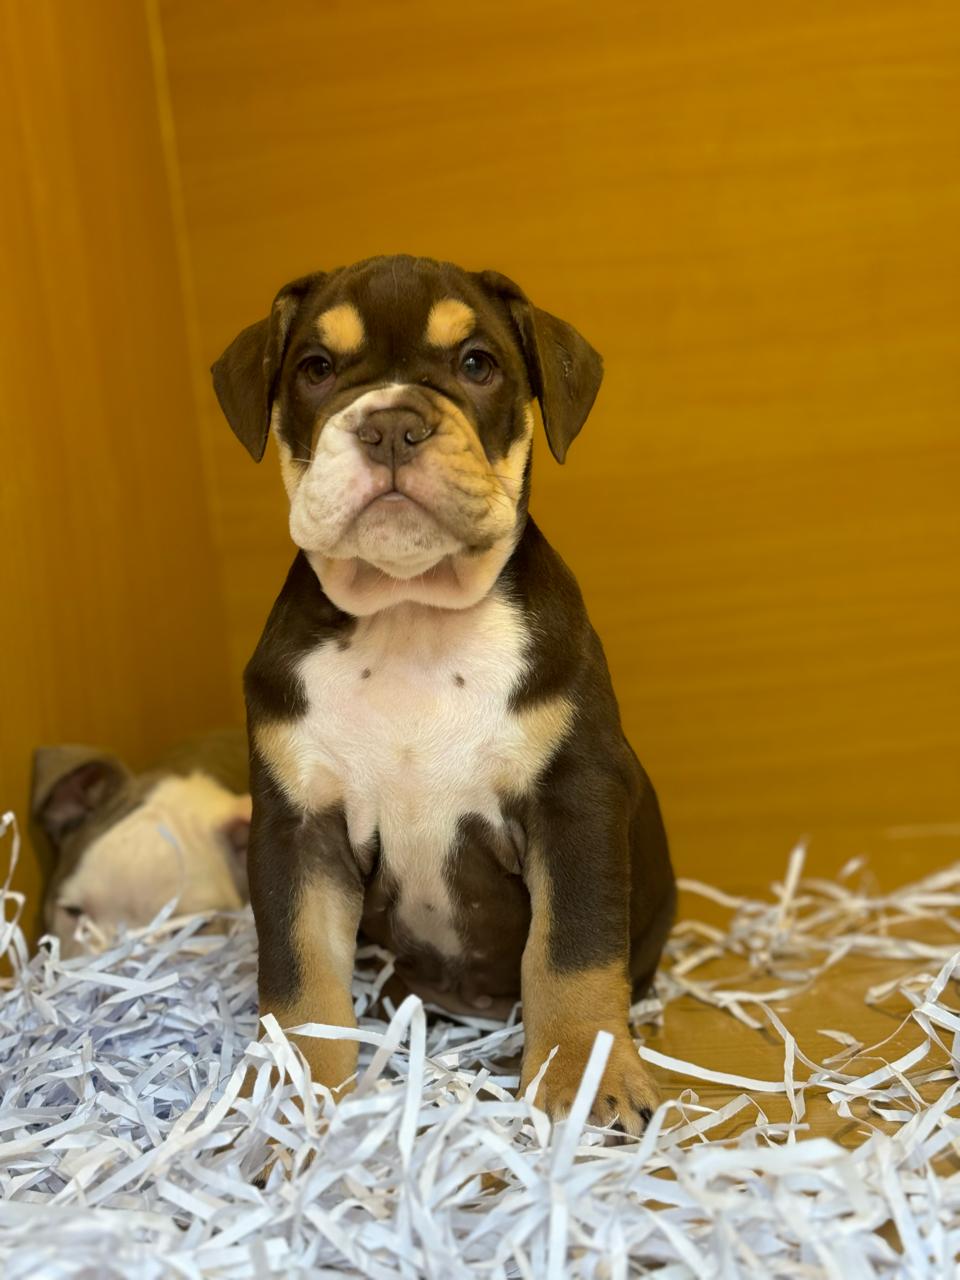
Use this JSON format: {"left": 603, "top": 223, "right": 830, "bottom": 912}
{"left": 316, "top": 303, "right": 365, "bottom": 354}
{"left": 425, "top": 298, "right": 475, "bottom": 347}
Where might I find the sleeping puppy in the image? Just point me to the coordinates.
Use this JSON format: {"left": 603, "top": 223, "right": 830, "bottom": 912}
{"left": 32, "top": 731, "right": 251, "bottom": 957}
{"left": 212, "top": 255, "right": 676, "bottom": 1133}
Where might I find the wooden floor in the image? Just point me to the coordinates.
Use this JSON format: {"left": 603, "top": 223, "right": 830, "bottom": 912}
{"left": 645, "top": 826, "right": 960, "bottom": 1150}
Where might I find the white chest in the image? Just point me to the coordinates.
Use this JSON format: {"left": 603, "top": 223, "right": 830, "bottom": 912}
{"left": 256, "top": 594, "right": 572, "bottom": 955}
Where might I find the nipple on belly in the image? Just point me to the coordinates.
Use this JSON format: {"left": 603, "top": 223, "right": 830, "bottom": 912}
{"left": 397, "top": 894, "right": 461, "bottom": 957}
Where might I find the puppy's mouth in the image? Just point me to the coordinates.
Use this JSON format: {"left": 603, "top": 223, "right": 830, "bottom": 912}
{"left": 357, "top": 484, "right": 437, "bottom": 535}
{"left": 357, "top": 470, "right": 462, "bottom": 533}
{"left": 286, "top": 385, "right": 530, "bottom": 578}
{"left": 367, "top": 487, "right": 420, "bottom": 509}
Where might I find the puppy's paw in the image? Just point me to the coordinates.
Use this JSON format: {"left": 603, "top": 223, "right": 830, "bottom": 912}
{"left": 521, "top": 1031, "right": 658, "bottom": 1137}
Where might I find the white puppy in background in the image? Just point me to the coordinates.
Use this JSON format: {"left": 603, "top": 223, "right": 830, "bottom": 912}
{"left": 31, "top": 731, "right": 251, "bottom": 958}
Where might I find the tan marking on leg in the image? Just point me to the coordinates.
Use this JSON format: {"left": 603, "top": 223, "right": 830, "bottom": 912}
{"left": 519, "top": 860, "right": 659, "bottom": 1134}
{"left": 316, "top": 303, "right": 365, "bottom": 355}
{"left": 425, "top": 298, "right": 475, "bottom": 347}
{"left": 253, "top": 720, "right": 344, "bottom": 813}
{"left": 496, "top": 694, "right": 575, "bottom": 795}
{"left": 265, "top": 876, "right": 361, "bottom": 1093}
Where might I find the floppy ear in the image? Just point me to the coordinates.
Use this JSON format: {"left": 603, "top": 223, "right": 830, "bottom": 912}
{"left": 210, "top": 274, "right": 320, "bottom": 461}
{"left": 478, "top": 270, "right": 604, "bottom": 464}
{"left": 31, "top": 746, "right": 132, "bottom": 846}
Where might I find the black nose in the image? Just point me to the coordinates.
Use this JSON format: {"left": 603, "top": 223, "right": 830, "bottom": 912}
{"left": 356, "top": 408, "right": 436, "bottom": 468}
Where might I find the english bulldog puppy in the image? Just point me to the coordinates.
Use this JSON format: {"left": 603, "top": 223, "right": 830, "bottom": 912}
{"left": 32, "top": 731, "right": 251, "bottom": 957}
{"left": 212, "top": 256, "right": 675, "bottom": 1133}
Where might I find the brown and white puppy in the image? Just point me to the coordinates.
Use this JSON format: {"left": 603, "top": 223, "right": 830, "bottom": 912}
{"left": 32, "top": 731, "right": 251, "bottom": 957}
{"left": 212, "top": 255, "right": 675, "bottom": 1133}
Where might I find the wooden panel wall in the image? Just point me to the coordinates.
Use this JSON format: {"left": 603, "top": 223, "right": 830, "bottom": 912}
{"left": 156, "top": 0, "right": 960, "bottom": 884}
{"left": 0, "top": 0, "right": 235, "bottom": 939}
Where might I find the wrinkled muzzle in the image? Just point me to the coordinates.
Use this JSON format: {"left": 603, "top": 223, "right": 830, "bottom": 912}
{"left": 284, "top": 384, "right": 529, "bottom": 581}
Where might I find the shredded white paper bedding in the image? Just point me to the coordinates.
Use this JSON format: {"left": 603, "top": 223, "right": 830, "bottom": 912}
{"left": 2, "top": 809, "right": 959, "bottom": 1278}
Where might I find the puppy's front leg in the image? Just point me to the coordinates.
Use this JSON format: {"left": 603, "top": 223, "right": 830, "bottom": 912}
{"left": 248, "top": 776, "right": 362, "bottom": 1095}
{"left": 519, "top": 791, "right": 658, "bottom": 1135}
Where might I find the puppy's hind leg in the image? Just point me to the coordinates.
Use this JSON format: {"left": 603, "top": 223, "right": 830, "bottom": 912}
{"left": 628, "top": 772, "right": 676, "bottom": 1000}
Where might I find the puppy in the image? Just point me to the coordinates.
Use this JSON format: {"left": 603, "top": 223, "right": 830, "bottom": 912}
{"left": 32, "top": 731, "right": 251, "bottom": 957}
{"left": 212, "top": 256, "right": 675, "bottom": 1132}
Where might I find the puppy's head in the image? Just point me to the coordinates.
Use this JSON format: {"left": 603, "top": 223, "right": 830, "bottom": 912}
{"left": 212, "top": 256, "right": 602, "bottom": 612}
{"left": 32, "top": 746, "right": 251, "bottom": 958}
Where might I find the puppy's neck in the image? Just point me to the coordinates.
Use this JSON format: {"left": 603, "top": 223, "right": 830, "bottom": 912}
{"left": 307, "top": 534, "right": 517, "bottom": 616}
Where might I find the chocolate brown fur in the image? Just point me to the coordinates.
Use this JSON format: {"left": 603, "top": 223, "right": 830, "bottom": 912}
{"left": 214, "top": 255, "right": 675, "bottom": 1132}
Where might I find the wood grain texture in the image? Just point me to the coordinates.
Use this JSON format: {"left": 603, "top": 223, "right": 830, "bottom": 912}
{"left": 156, "top": 0, "right": 960, "bottom": 886}
{"left": 0, "top": 0, "right": 234, "bottom": 939}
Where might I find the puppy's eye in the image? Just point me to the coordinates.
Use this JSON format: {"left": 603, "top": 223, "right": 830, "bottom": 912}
{"left": 299, "top": 354, "right": 334, "bottom": 385}
{"left": 459, "top": 348, "right": 496, "bottom": 385}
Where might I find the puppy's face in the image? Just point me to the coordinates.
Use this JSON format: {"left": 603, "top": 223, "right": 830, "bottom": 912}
{"left": 213, "top": 257, "right": 603, "bottom": 612}
{"left": 274, "top": 260, "right": 534, "bottom": 580}
{"left": 32, "top": 749, "right": 250, "bottom": 959}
